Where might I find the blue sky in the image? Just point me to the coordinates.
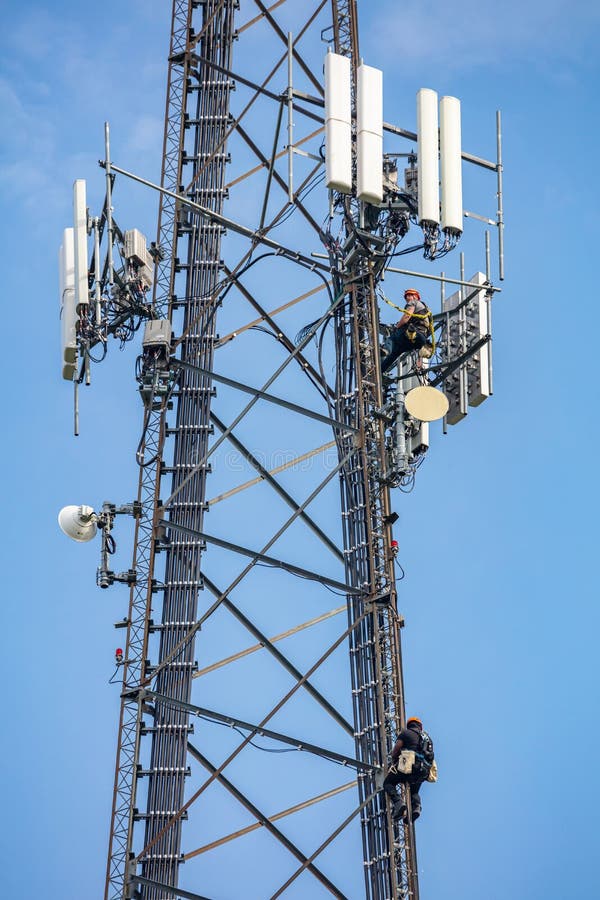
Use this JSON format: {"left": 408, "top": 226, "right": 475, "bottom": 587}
{"left": 1, "top": 1, "right": 599, "bottom": 898}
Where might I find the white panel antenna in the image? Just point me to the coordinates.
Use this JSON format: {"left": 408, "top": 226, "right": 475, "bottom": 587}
{"left": 324, "top": 52, "right": 352, "bottom": 194}
{"left": 442, "top": 270, "right": 491, "bottom": 423}
{"left": 416, "top": 88, "right": 439, "bottom": 225}
{"left": 440, "top": 96, "right": 463, "bottom": 234}
{"left": 59, "top": 227, "right": 78, "bottom": 381}
{"left": 357, "top": 63, "right": 383, "bottom": 204}
{"left": 73, "top": 179, "right": 89, "bottom": 309}
{"left": 465, "top": 271, "right": 491, "bottom": 406}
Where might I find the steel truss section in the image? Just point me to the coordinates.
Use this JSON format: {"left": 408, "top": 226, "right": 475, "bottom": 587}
{"left": 331, "top": 0, "right": 359, "bottom": 61}
{"left": 104, "top": 1, "right": 420, "bottom": 898}
{"left": 142, "top": 1, "right": 237, "bottom": 896}
{"left": 333, "top": 272, "right": 417, "bottom": 899}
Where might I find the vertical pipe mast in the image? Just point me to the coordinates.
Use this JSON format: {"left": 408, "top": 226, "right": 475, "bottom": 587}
{"left": 287, "top": 31, "right": 294, "bottom": 202}
{"left": 496, "top": 110, "right": 505, "bottom": 281}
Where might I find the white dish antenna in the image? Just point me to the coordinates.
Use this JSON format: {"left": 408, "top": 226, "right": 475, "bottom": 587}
{"left": 58, "top": 505, "right": 98, "bottom": 542}
{"left": 405, "top": 385, "right": 449, "bottom": 422}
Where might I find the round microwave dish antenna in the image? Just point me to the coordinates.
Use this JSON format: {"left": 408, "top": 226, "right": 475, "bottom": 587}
{"left": 405, "top": 385, "right": 450, "bottom": 422}
{"left": 58, "top": 505, "right": 98, "bottom": 542}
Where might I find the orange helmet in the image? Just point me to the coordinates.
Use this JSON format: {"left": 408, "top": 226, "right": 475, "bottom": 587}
{"left": 404, "top": 288, "right": 420, "bottom": 300}
{"left": 407, "top": 717, "right": 422, "bottom": 728}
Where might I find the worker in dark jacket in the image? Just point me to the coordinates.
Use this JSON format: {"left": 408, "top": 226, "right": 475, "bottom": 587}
{"left": 383, "top": 716, "right": 434, "bottom": 822}
{"left": 380, "top": 288, "right": 433, "bottom": 374}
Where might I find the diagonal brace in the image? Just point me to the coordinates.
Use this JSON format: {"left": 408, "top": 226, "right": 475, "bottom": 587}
{"left": 187, "top": 741, "right": 348, "bottom": 899}
{"left": 162, "top": 289, "right": 346, "bottom": 510}
{"left": 161, "top": 520, "right": 357, "bottom": 595}
{"left": 210, "top": 412, "right": 344, "bottom": 562}
{"left": 173, "top": 360, "right": 356, "bottom": 433}
{"left": 135, "top": 611, "right": 369, "bottom": 865}
{"left": 222, "top": 263, "right": 335, "bottom": 400}
{"left": 141, "top": 689, "right": 374, "bottom": 770}
{"left": 270, "top": 790, "right": 378, "bottom": 899}
{"left": 203, "top": 573, "right": 354, "bottom": 737}
{"left": 146, "top": 446, "right": 354, "bottom": 689}
{"left": 251, "top": 0, "right": 326, "bottom": 96}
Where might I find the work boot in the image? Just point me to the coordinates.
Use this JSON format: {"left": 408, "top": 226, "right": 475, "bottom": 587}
{"left": 381, "top": 373, "right": 396, "bottom": 399}
{"left": 392, "top": 801, "right": 407, "bottom": 821}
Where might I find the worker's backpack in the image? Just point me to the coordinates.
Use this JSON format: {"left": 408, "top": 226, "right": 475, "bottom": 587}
{"left": 419, "top": 730, "right": 435, "bottom": 765}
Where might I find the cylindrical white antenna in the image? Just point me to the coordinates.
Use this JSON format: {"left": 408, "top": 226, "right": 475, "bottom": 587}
{"left": 440, "top": 95, "right": 463, "bottom": 234}
{"left": 357, "top": 63, "right": 383, "bottom": 204}
{"left": 59, "top": 227, "right": 78, "bottom": 381}
{"left": 324, "top": 52, "right": 352, "bottom": 194}
{"left": 73, "top": 179, "right": 89, "bottom": 308}
{"left": 416, "top": 88, "right": 439, "bottom": 225}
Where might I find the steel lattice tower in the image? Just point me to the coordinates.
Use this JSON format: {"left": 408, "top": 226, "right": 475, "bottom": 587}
{"left": 104, "top": 2, "right": 417, "bottom": 896}
{"left": 63, "top": 1, "right": 505, "bottom": 898}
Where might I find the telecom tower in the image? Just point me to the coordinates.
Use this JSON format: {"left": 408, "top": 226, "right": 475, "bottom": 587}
{"left": 58, "top": 2, "right": 504, "bottom": 898}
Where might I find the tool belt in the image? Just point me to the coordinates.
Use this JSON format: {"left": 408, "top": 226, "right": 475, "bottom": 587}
{"left": 391, "top": 751, "right": 436, "bottom": 780}
{"left": 393, "top": 750, "right": 416, "bottom": 774}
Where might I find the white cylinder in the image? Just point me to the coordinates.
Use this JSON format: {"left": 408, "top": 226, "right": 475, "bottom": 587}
{"left": 357, "top": 131, "right": 383, "bottom": 204}
{"left": 324, "top": 52, "right": 352, "bottom": 193}
{"left": 73, "top": 179, "right": 89, "bottom": 308}
{"left": 357, "top": 63, "right": 383, "bottom": 138}
{"left": 416, "top": 88, "right": 439, "bottom": 225}
{"left": 326, "top": 118, "right": 352, "bottom": 194}
{"left": 440, "top": 95, "right": 463, "bottom": 234}
{"left": 357, "top": 63, "right": 383, "bottom": 203}
{"left": 59, "top": 227, "right": 78, "bottom": 380}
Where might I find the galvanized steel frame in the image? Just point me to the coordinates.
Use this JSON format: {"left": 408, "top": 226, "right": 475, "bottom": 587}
{"left": 104, "top": 1, "right": 419, "bottom": 898}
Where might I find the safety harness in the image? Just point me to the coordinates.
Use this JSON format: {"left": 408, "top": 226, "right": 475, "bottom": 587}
{"left": 382, "top": 293, "right": 436, "bottom": 354}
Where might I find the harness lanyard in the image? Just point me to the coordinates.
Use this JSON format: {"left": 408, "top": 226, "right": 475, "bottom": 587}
{"left": 381, "top": 294, "right": 436, "bottom": 353}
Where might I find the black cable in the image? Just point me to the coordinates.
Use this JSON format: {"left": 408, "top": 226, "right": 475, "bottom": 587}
{"left": 85, "top": 341, "right": 108, "bottom": 364}
{"left": 135, "top": 369, "right": 180, "bottom": 469}
{"left": 254, "top": 561, "right": 349, "bottom": 597}
{"left": 394, "top": 557, "right": 406, "bottom": 581}
{"left": 256, "top": 169, "right": 326, "bottom": 233}
{"left": 195, "top": 713, "right": 348, "bottom": 762}
{"left": 194, "top": 713, "right": 295, "bottom": 753}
